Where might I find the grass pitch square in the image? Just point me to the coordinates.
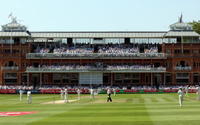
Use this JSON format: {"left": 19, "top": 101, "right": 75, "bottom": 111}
{"left": 0, "top": 94, "right": 200, "bottom": 125}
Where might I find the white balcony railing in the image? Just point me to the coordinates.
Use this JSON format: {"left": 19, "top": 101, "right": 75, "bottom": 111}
{"left": 26, "top": 53, "right": 167, "bottom": 59}
{"left": 175, "top": 66, "right": 192, "bottom": 70}
{"left": 26, "top": 67, "right": 166, "bottom": 73}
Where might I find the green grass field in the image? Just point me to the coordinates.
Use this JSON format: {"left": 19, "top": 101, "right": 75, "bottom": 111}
{"left": 0, "top": 93, "right": 200, "bottom": 125}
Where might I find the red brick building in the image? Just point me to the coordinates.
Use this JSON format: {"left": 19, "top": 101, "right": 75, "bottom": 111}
{"left": 0, "top": 16, "right": 199, "bottom": 87}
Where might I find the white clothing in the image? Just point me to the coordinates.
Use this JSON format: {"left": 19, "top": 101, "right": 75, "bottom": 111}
{"left": 196, "top": 87, "right": 200, "bottom": 100}
{"left": 77, "top": 89, "right": 81, "bottom": 100}
{"left": 27, "top": 91, "right": 32, "bottom": 104}
{"left": 19, "top": 90, "right": 23, "bottom": 101}
{"left": 60, "top": 90, "right": 64, "bottom": 99}
{"left": 64, "top": 89, "right": 68, "bottom": 103}
{"left": 178, "top": 90, "right": 184, "bottom": 106}
{"left": 90, "top": 89, "right": 94, "bottom": 99}
{"left": 107, "top": 89, "right": 111, "bottom": 95}
{"left": 113, "top": 88, "right": 116, "bottom": 96}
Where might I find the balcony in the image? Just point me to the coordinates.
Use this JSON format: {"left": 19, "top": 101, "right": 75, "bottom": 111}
{"left": 1, "top": 66, "right": 19, "bottom": 71}
{"left": 26, "top": 66, "right": 166, "bottom": 73}
{"left": 175, "top": 66, "right": 192, "bottom": 71}
{"left": 26, "top": 53, "right": 167, "bottom": 59}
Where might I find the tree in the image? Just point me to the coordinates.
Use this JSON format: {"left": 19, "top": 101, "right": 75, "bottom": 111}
{"left": 189, "top": 21, "right": 200, "bottom": 34}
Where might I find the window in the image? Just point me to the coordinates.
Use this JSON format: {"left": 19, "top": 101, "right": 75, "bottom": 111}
{"left": 176, "top": 79, "right": 189, "bottom": 84}
{"left": 53, "top": 74, "right": 62, "bottom": 83}
{"left": 135, "top": 38, "right": 148, "bottom": 43}
{"left": 73, "top": 38, "right": 91, "bottom": 44}
{"left": 5, "top": 61, "right": 17, "bottom": 67}
{"left": 20, "top": 38, "right": 26, "bottom": 44}
{"left": 71, "top": 80, "right": 78, "bottom": 84}
{"left": 115, "top": 74, "right": 122, "bottom": 80}
{"left": 124, "top": 73, "right": 131, "bottom": 79}
{"left": 166, "top": 73, "right": 172, "bottom": 84}
{"left": 132, "top": 74, "right": 139, "bottom": 79}
{"left": 12, "top": 49, "right": 20, "bottom": 54}
{"left": 71, "top": 73, "right": 78, "bottom": 80}
{"left": 4, "top": 73, "right": 17, "bottom": 78}
{"left": 5, "top": 79, "right": 17, "bottom": 84}
{"left": 63, "top": 74, "right": 70, "bottom": 78}
{"left": 93, "top": 38, "right": 103, "bottom": 40}
{"left": 176, "top": 73, "right": 190, "bottom": 84}
{"left": 105, "top": 38, "right": 124, "bottom": 44}
{"left": 166, "top": 49, "right": 171, "bottom": 54}
{"left": 176, "top": 73, "right": 189, "bottom": 78}
{"left": 194, "top": 73, "right": 199, "bottom": 84}
{"left": 183, "top": 50, "right": 190, "bottom": 54}
{"left": 115, "top": 80, "right": 122, "bottom": 84}
{"left": 148, "top": 38, "right": 163, "bottom": 44}
{"left": 62, "top": 79, "right": 69, "bottom": 83}
{"left": 193, "top": 50, "right": 199, "bottom": 54}
{"left": 124, "top": 80, "right": 131, "bottom": 83}
{"left": 92, "top": 38, "right": 104, "bottom": 44}
{"left": 4, "top": 49, "right": 11, "bottom": 54}
{"left": 132, "top": 79, "right": 139, "bottom": 84}
{"left": 176, "top": 61, "right": 189, "bottom": 67}
{"left": 21, "top": 73, "right": 27, "bottom": 83}
{"left": 174, "top": 49, "right": 181, "bottom": 54}
{"left": 193, "top": 62, "right": 196, "bottom": 67}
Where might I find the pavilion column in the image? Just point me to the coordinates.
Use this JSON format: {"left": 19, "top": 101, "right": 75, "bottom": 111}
{"left": 27, "top": 73, "right": 29, "bottom": 86}
{"left": 111, "top": 73, "right": 113, "bottom": 86}
{"left": 40, "top": 73, "right": 42, "bottom": 87}
{"left": 164, "top": 73, "right": 166, "bottom": 86}
{"left": 190, "top": 73, "right": 193, "bottom": 85}
{"left": 151, "top": 73, "right": 153, "bottom": 86}
{"left": 18, "top": 72, "right": 22, "bottom": 85}
{"left": 172, "top": 73, "right": 176, "bottom": 85}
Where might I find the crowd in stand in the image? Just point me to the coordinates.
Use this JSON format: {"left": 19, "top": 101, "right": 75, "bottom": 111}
{"left": 53, "top": 47, "right": 94, "bottom": 54}
{"left": 34, "top": 48, "right": 50, "bottom": 53}
{"left": 27, "top": 64, "right": 165, "bottom": 71}
{"left": 106, "top": 65, "right": 165, "bottom": 70}
{"left": 33, "top": 44, "right": 159, "bottom": 54}
{"left": 98, "top": 44, "right": 139, "bottom": 54}
{"left": 144, "top": 47, "right": 158, "bottom": 53}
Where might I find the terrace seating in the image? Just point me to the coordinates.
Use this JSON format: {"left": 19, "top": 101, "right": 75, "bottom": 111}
{"left": 32, "top": 44, "right": 159, "bottom": 55}
{"left": 26, "top": 64, "right": 166, "bottom": 72}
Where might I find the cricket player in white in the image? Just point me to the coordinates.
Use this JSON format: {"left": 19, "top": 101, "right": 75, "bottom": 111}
{"left": 177, "top": 88, "right": 184, "bottom": 107}
{"left": 60, "top": 89, "right": 64, "bottom": 99}
{"left": 107, "top": 88, "right": 111, "bottom": 95}
{"left": 27, "top": 91, "right": 32, "bottom": 104}
{"left": 64, "top": 88, "right": 68, "bottom": 103}
{"left": 113, "top": 88, "right": 116, "bottom": 96}
{"left": 185, "top": 85, "right": 189, "bottom": 96}
{"left": 90, "top": 88, "right": 94, "bottom": 99}
{"left": 77, "top": 88, "right": 81, "bottom": 100}
{"left": 19, "top": 89, "right": 23, "bottom": 101}
{"left": 196, "top": 86, "right": 200, "bottom": 100}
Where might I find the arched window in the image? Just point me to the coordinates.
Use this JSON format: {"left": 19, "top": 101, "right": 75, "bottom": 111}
{"left": 5, "top": 61, "right": 17, "bottom": 67}
{"left": 176, "top": 61, "right": 189, "bottom": 67}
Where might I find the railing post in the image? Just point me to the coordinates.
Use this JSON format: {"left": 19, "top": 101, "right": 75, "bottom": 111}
{"left": 164, "top": 73, "right": 166, "bottom": 86}
{"left": 40, "top": 73, "right": 42, "bottom": 87}
{"left": 27, "top": 73, "right": 29, "bottom": 86}
{"left": 151, "top": 73, "right": 153, "bottom": 86}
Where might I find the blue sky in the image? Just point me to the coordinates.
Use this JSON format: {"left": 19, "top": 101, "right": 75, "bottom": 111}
{"left": 0, "top": 0, "right": 199, "bottom": 31}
